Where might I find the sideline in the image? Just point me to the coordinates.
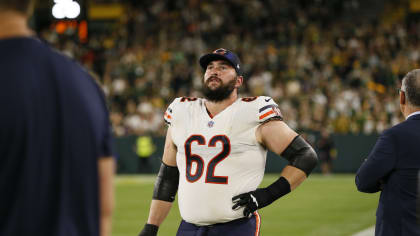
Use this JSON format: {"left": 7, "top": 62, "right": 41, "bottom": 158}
{"left": 116, "top": 174, "right": 157, "bottom": 184}
{"left": 352, "top": 226, "right": 374, "bottom": 236}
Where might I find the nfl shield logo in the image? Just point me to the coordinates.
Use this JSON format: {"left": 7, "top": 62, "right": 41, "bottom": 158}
{"left": 208, "top": 121, "right": 214, "bottom": 128}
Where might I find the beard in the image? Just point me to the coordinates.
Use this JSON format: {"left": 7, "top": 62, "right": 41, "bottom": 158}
{"left": 202, "top": 77, "right": 236, "bottom": 102}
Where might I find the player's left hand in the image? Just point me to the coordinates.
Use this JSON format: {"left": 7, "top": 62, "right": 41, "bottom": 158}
{"left": 233, "top": 176, "right": 291, "bottom": 217}
{"left": 232, "top": 189, "right": 267, "bottom": 218}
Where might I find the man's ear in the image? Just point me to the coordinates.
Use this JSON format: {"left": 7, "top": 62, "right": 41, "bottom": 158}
{"left": 235, "top": 76, "right": 244, "bottom": 88}
{"left": 400, "top": 90, "right": 406, "bottom": 105}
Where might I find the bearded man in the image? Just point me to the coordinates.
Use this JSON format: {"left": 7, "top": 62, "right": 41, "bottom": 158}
{"left": 138, "top": 48, "right": 318, "bottom": 236}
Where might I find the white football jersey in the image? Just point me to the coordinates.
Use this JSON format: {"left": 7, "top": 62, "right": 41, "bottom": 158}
{"left": 163, "top": 96, "right": 283, "bottom": 226}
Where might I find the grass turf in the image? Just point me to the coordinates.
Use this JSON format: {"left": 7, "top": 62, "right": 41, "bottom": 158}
{"left": 113, "top": 174, "right": 378, "bottom": 236}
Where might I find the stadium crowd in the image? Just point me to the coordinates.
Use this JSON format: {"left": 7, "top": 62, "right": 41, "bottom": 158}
{"left": 40, "top": 0, "right": 416, "bottom": 137}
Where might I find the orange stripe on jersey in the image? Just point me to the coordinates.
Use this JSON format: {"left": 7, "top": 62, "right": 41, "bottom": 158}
{"left": 259, "top": 110, "right": 274, "bottom": 120}
{"left": 254, "top": 211, "right": 261, "bottom": 236}
{"left": 165, "top": 112, "right": 172, "bottom": 119}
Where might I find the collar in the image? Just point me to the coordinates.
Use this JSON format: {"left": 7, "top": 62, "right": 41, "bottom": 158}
{"left": 406, "top": 111, "right": 420, "bottom": 120}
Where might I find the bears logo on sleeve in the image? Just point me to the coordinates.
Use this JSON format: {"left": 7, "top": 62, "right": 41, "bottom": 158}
{"left": 163, "top": 98, "right": 183, "bottom": 126}
{"left": 257, "top": 97, "right": 283, "bottom": 123}
{"left": 164, "top": 107, "right": 173, "bottom": 126}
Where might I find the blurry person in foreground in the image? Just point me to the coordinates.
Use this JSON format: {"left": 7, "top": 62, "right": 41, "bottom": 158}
{"left": 356, "top": 69, "right": 420, "bottom": 236}
{"left": 0, "top": 1, "right": 115, "bottom": 236}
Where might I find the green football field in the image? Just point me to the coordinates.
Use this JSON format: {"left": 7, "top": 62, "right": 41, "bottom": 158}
{"left": 113, "top": 174, "right": 378, "bottom": 236}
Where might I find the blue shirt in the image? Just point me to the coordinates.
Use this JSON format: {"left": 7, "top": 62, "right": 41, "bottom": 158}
{"left": 0, "top": 37, "right": 113, "bottom": 236}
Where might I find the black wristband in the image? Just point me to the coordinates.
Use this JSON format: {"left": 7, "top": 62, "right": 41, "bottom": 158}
{"left": 266, "top": 176, "right": 291, "bottom": 200}
{"left": 139, "top": 223, "right": 159, "bottom": 236}
{"left": 254, "top": 176, "right": 291, "bottom": 208}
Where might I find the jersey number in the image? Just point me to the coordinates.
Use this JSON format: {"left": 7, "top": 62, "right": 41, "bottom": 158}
{"left": 180, "top": 97, "right": 197, "bottom": 102}
{"left": 241, "top": 96, "right": 258, "bottom": 102}
{"left": 184, "top": 135, "right": 230, "bottom": 184}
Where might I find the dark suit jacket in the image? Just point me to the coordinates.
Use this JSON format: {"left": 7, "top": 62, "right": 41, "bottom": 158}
{"left": 356, "top": 113, "right": 420, "bottom": 236}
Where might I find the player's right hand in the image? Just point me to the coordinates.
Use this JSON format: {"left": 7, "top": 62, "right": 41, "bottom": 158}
{"left": 138, "top": 223, "right": 159, "bottom": 236}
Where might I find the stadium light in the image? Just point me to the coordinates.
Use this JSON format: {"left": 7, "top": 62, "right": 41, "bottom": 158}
{"left": 52, "top": 0, "right": 81, "bottom": 19}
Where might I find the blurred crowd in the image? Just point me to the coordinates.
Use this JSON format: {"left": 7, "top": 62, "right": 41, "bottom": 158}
{"left": 40, "top": 0, "right": 419, "bottom": 137}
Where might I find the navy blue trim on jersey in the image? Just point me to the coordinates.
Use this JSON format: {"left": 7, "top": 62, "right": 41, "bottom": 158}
{"left": 259, "top": 104, "right": 278, "bottom": 113}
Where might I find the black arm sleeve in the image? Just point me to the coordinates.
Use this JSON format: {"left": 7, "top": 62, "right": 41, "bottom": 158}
{"left": 152, "top": 162, "right": 179, "bottom": 202}
{"left": 281, "top": 135, "right": 318, "bottom": 176}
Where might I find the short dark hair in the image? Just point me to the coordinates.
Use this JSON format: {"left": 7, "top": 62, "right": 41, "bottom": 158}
{"left": 0, "top": 0, "right": 35, "bottom": 15}
{"left": 402, "top": 69, "right": 420, "bottom": 107}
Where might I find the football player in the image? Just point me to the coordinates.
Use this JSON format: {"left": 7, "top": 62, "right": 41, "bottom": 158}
{"left": 138, "top": 48, "right": 318, "bottom": 236}
{"left": 0, "top": 1, "right": 115, "bottom": 236}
